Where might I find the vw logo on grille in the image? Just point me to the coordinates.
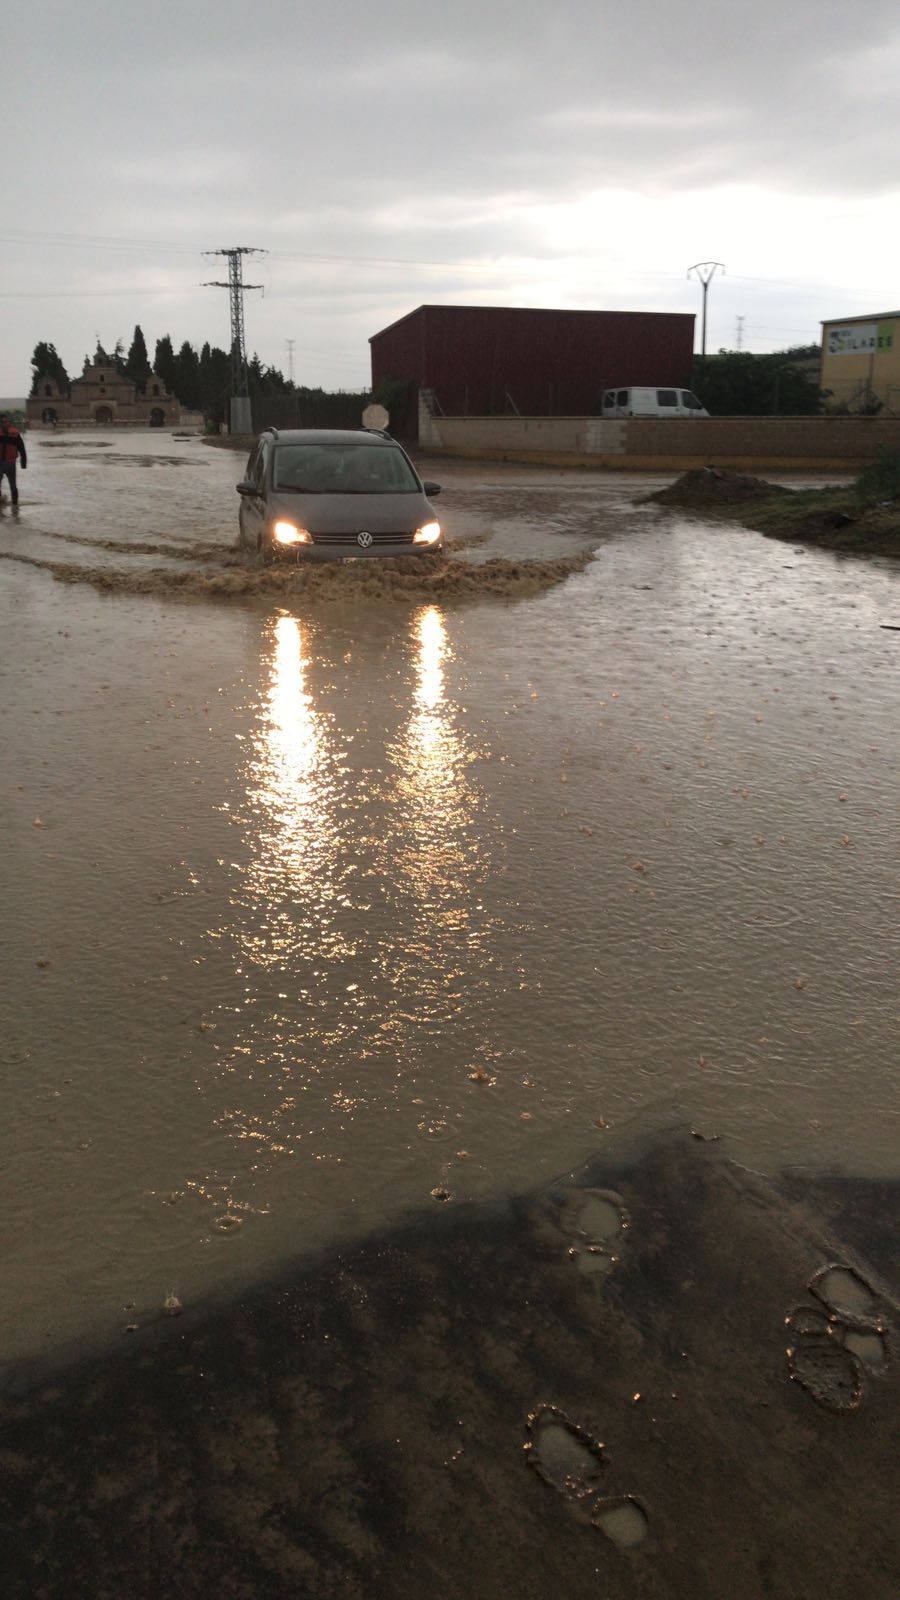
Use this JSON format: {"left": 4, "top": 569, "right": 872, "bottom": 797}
{"left": 357, "top": 530, "right": 373, "bottom": 549}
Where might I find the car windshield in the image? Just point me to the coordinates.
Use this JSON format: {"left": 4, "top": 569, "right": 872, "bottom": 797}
{"left": 272, "top": 443, "right": 420, "bottom": 493}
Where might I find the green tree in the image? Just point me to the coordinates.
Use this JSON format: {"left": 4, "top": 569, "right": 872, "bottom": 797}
{"left": 693, "top": 350, "right": 822, "bottom": 416}
{"left": 29, "top": 342, "right": 70, "bottom": 396}
{"left": 174, "top": 341, "right": 202, "bottom": 409}
{"left": 246, "top": 354, "right": 291, "bottom": 397}
{"left": 199, "top": 342, "right": 231, "bottom": 428}
{"left": 125, "top": 325, "right": 152, "bottom": 393}
{"left": 373, "top": 376, "right": 410, "bottom": 432}
{"left": 154, "top": 335, "right": 178, "bottom": 397}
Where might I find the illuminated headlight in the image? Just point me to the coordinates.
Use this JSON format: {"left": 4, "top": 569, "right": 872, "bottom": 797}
{"left": 413, "top": 520, "right": 441, "bottom": 545}
{"left": 273, "top": 521, "right": 311, "bottom": 546}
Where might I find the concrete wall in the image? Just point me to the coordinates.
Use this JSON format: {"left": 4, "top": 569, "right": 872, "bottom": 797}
{"left": 418, "top": 397, "right": 900, "bottom": 469}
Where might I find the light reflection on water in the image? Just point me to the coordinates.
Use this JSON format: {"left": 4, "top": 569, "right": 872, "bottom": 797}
{"left": 242, "top": 613, "right": 338, "bottom": 959}
{"left": 204, "top": 602, "right": 503, "bottom": 1205}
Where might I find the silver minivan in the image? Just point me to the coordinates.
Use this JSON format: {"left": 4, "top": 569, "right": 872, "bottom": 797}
{"left": 602, "top": 387, "right": 708, "bottom": 417}
{"left": 237, "top": 428, "right": 443, "bottom": 562}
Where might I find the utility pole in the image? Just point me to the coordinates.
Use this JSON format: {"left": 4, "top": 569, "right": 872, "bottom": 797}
{"left": 687, "top": 262, "right": 725, "bottom": 358}
{"left": 735, "top": 315, "right": 745, "bottom": 352}
{"left": 286, "top": 339, "right": 295, "bottom": 386}
{"left": 202, "top": 246, "right": 266, "bottom": 434}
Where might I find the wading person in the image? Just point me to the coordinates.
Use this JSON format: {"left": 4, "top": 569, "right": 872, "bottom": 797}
{"left": 0, "top": 414, "right": 27, "bottom": 506}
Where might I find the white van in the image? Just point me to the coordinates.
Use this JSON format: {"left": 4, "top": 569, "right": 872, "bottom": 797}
{"left": 602, "top": 386, "right": 708, "bottom": 418}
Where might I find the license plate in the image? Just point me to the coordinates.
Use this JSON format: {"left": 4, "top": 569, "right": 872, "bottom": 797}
{"left": 341, "top": 555, "right": 360, "bottom": 564}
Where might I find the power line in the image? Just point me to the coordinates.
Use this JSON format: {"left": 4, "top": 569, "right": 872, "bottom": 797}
{"left": 0, "top": 287, "right": 200, "bottom": 299}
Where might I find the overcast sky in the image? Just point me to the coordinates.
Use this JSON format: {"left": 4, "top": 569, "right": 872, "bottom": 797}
{"left": 5, "top": 0, "right": 900, "bottom": 396}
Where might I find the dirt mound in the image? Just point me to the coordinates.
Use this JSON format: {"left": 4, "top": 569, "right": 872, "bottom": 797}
{"left": 650, "top": 468, "right": 787, "bottom": 508}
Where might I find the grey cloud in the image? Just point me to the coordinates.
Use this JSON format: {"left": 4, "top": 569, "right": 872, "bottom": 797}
{"left": 4, "top": 0, "right": 899, "bottom": 391}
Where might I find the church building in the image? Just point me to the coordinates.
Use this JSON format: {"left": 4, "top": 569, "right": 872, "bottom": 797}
{"left": 27, "top": 357, "right": 183, "bottom": 428}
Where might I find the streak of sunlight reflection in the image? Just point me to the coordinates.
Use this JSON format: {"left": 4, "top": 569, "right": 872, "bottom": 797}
{"left": 197, "top": 604, "right": 502, "bottom": 1215}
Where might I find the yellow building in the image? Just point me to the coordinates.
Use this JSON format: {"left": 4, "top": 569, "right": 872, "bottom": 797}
{"left": 820, "top": 311, "right": 900, "bottom": 412}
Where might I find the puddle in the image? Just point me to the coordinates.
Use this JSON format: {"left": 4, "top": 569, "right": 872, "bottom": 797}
{"left": 38, "top": 448, "right": 204, "bottom": 468}
{"left": 525, "top": 1406, "right": 607, "bottom": 1498}
{"left": 39, "top": 439, "right": 113, "bottom": 449}
{"left": 32, "top": 528, "right": 234, "bottom": 561}
{"left": 574, "top": 1244, "right": 620, "bottom": 1277}
{"left": 787, "top": 1336, "right": 863, "bottom": 1412}
{"left": 841, "top": 1330, "right": 889, "bottom": 1372}
{"left": 571, "top": 1191, "right": 628, "bottom": 1241}
{"left": 592, "top": 1495, "right": 649, "bottom": 1549}
{"left": 784, "top": 1305, "right": 832, "bottom": 1338}
{"left": 809, "top": 1266, "right": 889, "bottom": 1331}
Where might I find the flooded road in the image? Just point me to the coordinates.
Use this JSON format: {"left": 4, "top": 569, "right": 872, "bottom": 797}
{"left": 1, "top": 430, "right": 898, "bottom": 1364}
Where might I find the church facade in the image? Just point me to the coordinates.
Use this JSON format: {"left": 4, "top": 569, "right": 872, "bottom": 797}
{"left": 27, "top": 358, "right": 184, "bottom": 428}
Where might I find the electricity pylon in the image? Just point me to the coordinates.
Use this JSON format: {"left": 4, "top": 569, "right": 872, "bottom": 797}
{"left": 203, "top": 246, "right": 266, "bottom": 432}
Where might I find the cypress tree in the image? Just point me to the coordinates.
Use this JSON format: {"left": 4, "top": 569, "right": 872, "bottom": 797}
{"left": 126, "top": 326, "right": 152, "bottom": 394}
{"left": 153, "top": 336, "right": 178, "bottom": 397}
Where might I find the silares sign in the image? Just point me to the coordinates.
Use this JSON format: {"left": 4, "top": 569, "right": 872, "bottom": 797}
{"left": 827, "top": 322, "right": 894, "bottom": 356}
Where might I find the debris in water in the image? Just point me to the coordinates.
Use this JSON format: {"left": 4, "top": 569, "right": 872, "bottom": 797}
{"left": 430, "top": 1186, "right": 453, "bottom": 1203}
{"left": 213, "top": 1213, "right": 243, "bottom": 1234}
{"left": 161, "top": 1294, "right": 183, "bottom": 1317}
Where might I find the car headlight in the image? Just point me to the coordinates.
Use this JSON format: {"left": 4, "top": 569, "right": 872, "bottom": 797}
{"left": 273, "top": 521, "right": 311, "bottom": 546}
{"left": 413, "top": 520, "right": 441, "bottom": 545}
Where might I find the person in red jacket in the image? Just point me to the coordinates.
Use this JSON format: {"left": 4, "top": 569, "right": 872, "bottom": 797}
{"left": 0, "top": 414, "right": 27, "bottom": 506}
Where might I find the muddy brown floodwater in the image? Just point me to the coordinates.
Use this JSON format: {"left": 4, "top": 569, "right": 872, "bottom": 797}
{"left": 0, "top": 432, "right": 898, "bottom": 1597}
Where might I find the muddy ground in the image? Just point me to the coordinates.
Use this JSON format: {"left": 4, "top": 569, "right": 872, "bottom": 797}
{"left": 649, "top": 467, "right": 900, "bottom": 557}
{"left": 1, "top": 1135, "right": 896, "bottom": 1600}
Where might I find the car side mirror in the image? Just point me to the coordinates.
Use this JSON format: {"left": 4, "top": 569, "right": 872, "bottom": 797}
{"left": 422, "top": 480, "right": 442, "bottom": 496}
{"left": 236, "top": 480, "right": 255, "bottom": 495}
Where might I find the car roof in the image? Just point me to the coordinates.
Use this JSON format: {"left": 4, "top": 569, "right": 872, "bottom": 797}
{"left": 262, "top": 428, "right": 397, "bottom": 447}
